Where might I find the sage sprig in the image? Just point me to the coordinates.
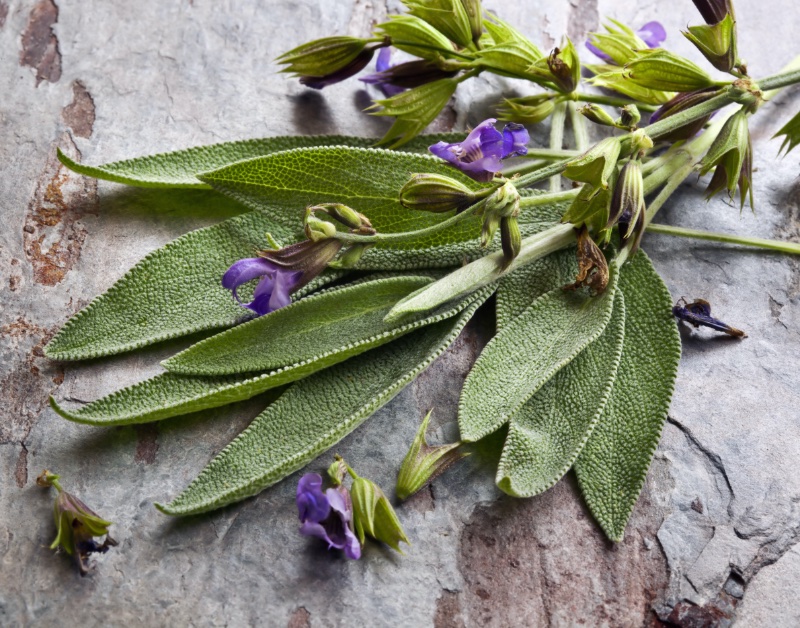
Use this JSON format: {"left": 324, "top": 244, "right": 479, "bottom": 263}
{"left": 43, "top": 0, "right": 800, "bottom": 556}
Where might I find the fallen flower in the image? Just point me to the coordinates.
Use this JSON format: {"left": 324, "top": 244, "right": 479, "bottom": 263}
{"left": 297, "top": 473, "right": 361, "bottom": 560}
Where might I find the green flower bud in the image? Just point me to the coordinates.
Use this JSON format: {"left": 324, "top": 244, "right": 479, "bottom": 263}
{"left": 607, "top": 160, "right": 645, "bottom": 238}
{"left": 564, "top": 137, "right": 621, "bottom": 189}
{"left": 328, "top": 243, "right": 372, "bottom": 269}
{"left": 496, "top": 95, "right": 556, "bottom": 125}
{"left": 37, "top": 470, "right": 117, "bottom": 576}
{"left": 350, "top": 473, "right": 410, "bottom": 552}
{"left": 400, "top": 173, "right": 481, "bottom": 213}
{"left": 304, "top": 214, "right": 337, "bottom": 242}
{"left": 327, "top": 455, "right": 348, "bottom": 486}
{"left": 481, "top": 180, "right": 520, "bottom": 247}
{"left": 580, "top": 104, "right": 618, "bottom": 128}
{"left": 277, "top": 36, "right": 370, "bottom": 78}
{"left": 404, "top": 0, "right": 473, "bottom": 49}
{"left": 698, "top": 108, "right": 753, "bottom": 208}
{"left": 561, "top": 181, "right": 613, "bottom": 229}
{"left": 460, "top": 0, "right": 483, "bottom": 45}
{"left": 309, "top": 203, "right": 371, "bottom": 231}
{"left": 589, "top": 69, "right": 673, "bottom": 106}
{"left": 623, "top": 49, "right": 715, "bottom": 92}
{"left": 500, "top": 216, "right": 522, "bottom": 268}
{"left": 396, "top": 410, "right": 467, "bottom": 501}
{"left": 617, "top": 104, "right": 641, "bottom": 129}
{"left": 629, "top": 128, "right": 654, "bottom": 156}
{"left": 683, "top": 13, "right": 737, "bottom": 72}
{"left": 376, "top": 16, "right": 454, "bottom": 61}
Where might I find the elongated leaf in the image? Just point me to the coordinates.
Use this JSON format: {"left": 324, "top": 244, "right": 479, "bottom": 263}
{"left": 574, "top": 252, "right": 681, "bottom": 542}
{"left": 157, "top": 297, "right": 486, "bottom": 515}
{"left": 458, "top": 267, "right": 619, "bottom": 442}
{"left": 44, "top": 211, "right": 308, "bottom": 361}
{"left": 164, "top": 275, "right": 436, "bottom": 376}
{"left": 199, "top": 146, "right": 494, "bottom": 253}
{"left": 496, "top": 290, "right": 626, "bottom": 497}
{"left": 51, "top": 287, "right": 491, "bottom": 426}
{"left": 57, "top": 134, "right": 463, "bottom": 188}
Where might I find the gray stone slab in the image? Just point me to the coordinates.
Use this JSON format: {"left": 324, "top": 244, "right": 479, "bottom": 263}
{"left": 1, "top": 0, "right": 799, "bottom": 625}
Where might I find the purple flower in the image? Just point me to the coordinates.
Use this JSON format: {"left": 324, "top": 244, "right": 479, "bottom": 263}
{"left": 222, "top": 258, "right": 302, "bottom": 317}
{"left": 297, "top": 473, "right": 361, "bottom": 560}
{"left": 586, "top": 21, "right": 666, "bottom": 63}
{"left": 360, "top": 48, "right": 405, "bottom": 97}
{"left": 428, "top": 119, "right": 530, "bottom": 182}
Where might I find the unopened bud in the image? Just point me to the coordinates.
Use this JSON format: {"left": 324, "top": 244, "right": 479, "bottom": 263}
{"left": 580, "top": 104, "right": 617, "bottom": 127}
{"left": 277, "top": 37, "right": 377, "bottom": 89}
{"left": 328, "top": 243, "right": 371, "bottom": 269}
{"left": 350, "top": 473, "right": 409, "bottom": 552}
{"left": 607, "top": 160, "right": 645, "bottom": 238}
{"left": 327, "top": 455, "right": 347, "bottom": 486}
{"left": 481, "top": 181, "right": 520, "bottom": 248}
{"left": 618, "top": 104, "right": 641, "bottom": 129}
{"left": 310, "top": 203, "right": 371, "bottom": 230}
{"left": 304, "top": 214, "right": 337, "bottom": 241}
{"left": 629, "top": 128, "right": 654, "bottom": 156}
{"left": 500, "top": 216, "right": 522, "bottom": 267}
{"left": 400, "top": 173, "right": 481, "bottom": 213}
{"left": 497, "top": 95, "right": 556, "bottom": 125}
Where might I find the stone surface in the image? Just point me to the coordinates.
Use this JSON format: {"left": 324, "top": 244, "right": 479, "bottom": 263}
{"left": 1, "top": 0, "right": 799, "bottom": 625}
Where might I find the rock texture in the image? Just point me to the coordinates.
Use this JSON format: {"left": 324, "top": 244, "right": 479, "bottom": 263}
{"left": 1, "top": 0, "right": 799, "bottom": 625}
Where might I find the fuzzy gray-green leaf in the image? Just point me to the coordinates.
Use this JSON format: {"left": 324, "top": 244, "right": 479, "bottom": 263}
{"left": 496, "top": 290, "right": 626, "bottom": 497}
{"left": 164, "top": 275, "right": 437, "bottom": 376}
{"left": 459, "top": 267, "right": 619, "bottom": 442}
{"left": 51, "top": 286, "right": 491, "bottom": 426}
{"left": 157, "top": 298, "right": 485, "bottom": 516}
{"left": 44, "top": 211, "right": 300, "bottom": 361}
{"left": 574, "top": 252, "right": 681, "bottom": 542}
{"left": 56, "top": 134, "right": 463, "bottom": 188}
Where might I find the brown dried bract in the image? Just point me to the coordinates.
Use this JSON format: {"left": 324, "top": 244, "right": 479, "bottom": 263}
{"left": 564, "top": 227, "right": 609, "bottom": 294}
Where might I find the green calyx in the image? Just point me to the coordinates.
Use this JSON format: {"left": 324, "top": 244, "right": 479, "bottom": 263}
{"left": 623, "top": 49, "right": 716, "bottom": 92}
{"left": 349, "top": 471, "right": 410, "bottom": 552}
{"left": 683, "top": 13, "right": 738, "bottom": 73}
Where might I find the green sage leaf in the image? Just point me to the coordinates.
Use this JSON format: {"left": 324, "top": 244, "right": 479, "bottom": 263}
{"left": 43, "top": 211, "right": 323, "bottom": 361}
{"left": 156, "top": 298, "right": 485, "bottom": 515}
{"left": 574, "top": 252, "right": 681, "bottom": 542}
{"left": 163, "top": 275, "right": 438, "bottom": 376}
{"left": 56, "top": 134, "right": 463, "bottom": 188}
{"left": 458, "top": 267, "right": 619, "bottom": 442}
{"left": 51, "top": 286, "right": 491, "bottom": 426}
{"left": 496, "top": 290, "right": 626, "bottom": 497}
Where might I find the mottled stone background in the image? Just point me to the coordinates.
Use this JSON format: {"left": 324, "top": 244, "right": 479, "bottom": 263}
{"left": 1, "top": 1, "right": 799, "bottom": 625}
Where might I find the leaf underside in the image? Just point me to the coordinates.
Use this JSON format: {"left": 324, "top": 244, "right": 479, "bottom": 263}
{"left": 57, "top": 133, "right": 464, "bottom": 188}
{"left": 574, "top": 252, "right": 681, "bottom": 542}
{"left": 157, "top": 296, "right": 486, "bottom": 516}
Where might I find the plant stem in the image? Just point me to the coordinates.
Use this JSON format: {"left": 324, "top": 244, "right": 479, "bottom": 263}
{"left": 548, "top": 102, "right": 567, "bottom": 193}
{"left": 759, "top": 67, "right": 800, "bottom": 92}
{"left": 519, "top": 189, "right": 577, "bottom": 208}
{"left": 568, "top": 101, "right": 589, "bottom": 152}
{"left": 645, "top": 224, "right": 800, "bottom": 255}
{"left": 519, "top": 148, "right": 581, "bottom": 159}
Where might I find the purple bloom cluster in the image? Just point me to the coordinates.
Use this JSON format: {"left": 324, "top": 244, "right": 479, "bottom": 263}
{"left": 297, "top": 473, "right": 361, "bottom": 560}
{"left": 585, "top": 21, "right": 666, "bottom": 63}
{"left": 428, "top": 119, "right": 530, "bottom": 182}
{"left": 222, "top": 258, "right": 302, "bottom": 317}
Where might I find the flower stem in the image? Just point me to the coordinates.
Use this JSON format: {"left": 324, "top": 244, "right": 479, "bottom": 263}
{"left": 567, "top": 92, "right": 659, "bottom": 112}
{"left": 567, "top": 101, "right": 590, "bottom": 152}
{"left": 548, "top": 102, "right": 568, "bottom": 193}
{"left": 645, "top": 224, "right": 800, "bottom": 255}
{"left": 519, "top": 189, "right": 577, "bottom": 208}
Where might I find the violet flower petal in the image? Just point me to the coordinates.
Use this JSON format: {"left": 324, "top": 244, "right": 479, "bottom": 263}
{"left": 360, "top": 47, "right": 405, "bottom": 97}
{"left": 428, "top": 119, "right": 508, "bottom": 182}
{"left": 222, "top": 258, "right": 277, "bottom": 304}
{"left": 268, "top": 270, "right": 303, "bottom": 312}
{"left": 297, "top": 473, "right": 331, "bottom": 524}
{"left": 501, "top": 123, "right": 530, "bottom": 158}
{"left": 637, "top": 21, "right": 666, "bottom": 48}
{"left": 376, "top": 46, "right": 391, "bottom": 73}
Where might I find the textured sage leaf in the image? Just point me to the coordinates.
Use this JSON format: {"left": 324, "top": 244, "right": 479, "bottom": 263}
{"left": 496, "top": 290, "right": 626, "bottom": 497}
{"left": 51, "top": 287, "right": 491, "bottom": 426}
{"left": 459, "top": 267, "right": 619, "bottom": 442}
{"left": 574, "top": 252, "right": 681, "bottom": 542}
{"left": 43, "top": 210, "right": 326, "bottom": 361}
{"left": 199, "top": 146, "right": 495, "bottom": 254}
{"left": 163, "top": 275, "right": 437, "bottom": 376}
{"left": 157, "top": 298, "right": 485, "bottom": 515}
{"left": 56, "top": 134, "right": 463, "bottom": 188}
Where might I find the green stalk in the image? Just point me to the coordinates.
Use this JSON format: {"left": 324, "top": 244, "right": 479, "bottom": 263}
{"left": 568, "top": 100, "right": 590, "bottom": 152}
{"left": 645, "top": 224, "right": 800, "bottom": 255}
{"left": 568, "top": 92, "right": 659, "bottom": 112}
{"left": 548, "top": 102, "right": 568, "bottom": 193}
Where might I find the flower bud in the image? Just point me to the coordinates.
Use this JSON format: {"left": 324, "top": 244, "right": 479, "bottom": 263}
{"left": 328, "top": 243, "right": 372, "bottom": 269}
{"left": 691, "top": 0, "right": 734, "bottom": 25}
{"left": 37, "top": 470, "right": 117, "bottom": 576}
{"left": 350, "top": 474, "right": 410, "bottom": 552}
{"left": 496, "top": 95, "right": 556, "bottom": 125}
{"left": 277, "top": 37, "right": 379, "bottom": 89}
{"left": 564, "top": 227, "right": 610, "bottom": 295}
{"left": 623, "top": 49, "right": 715, "bottom": 92}
{"left": 500, "top": 216, "right": 522, "bottom": 268}
{"left": 309, "top": 203, "right": 372, "bottom": 231}
{"left": 396, "top": 410, "right": 467, "bottom": 501}
{"left": 405, "top": 0, "right": 473, "bottom": 49}
{"left": 629, "top": 128, "right": 654, "bottom": 156}
{"left": 481, "top": 180, "right": 520, "bottom": 247}
{"left": 683, "top": 13, "right": 737, "bottom": 72}
{"left": 545, "top": 39, "right": 581, "bottom": 93}
{"left": 617, "top": 104, "right": 641, "bottom": 129}
{"left": 400, "top": 173, "right": 481, "bottom": 213}
{"left": 580, "top": 104, "right": 617, "bottom": 127}
{"left": 649, "top": 88, "right": 718, "bottom": 142}
{"left": 698, "top": 108, "right": 753, "bottom": 208}
{"left": 304, "top": 214, "right": 337, "bottom": 242}
{"left": 564, "top": 137, "right": 621, "bottom": 189}
{"left": 607, "top": 160, "right": 645, "bottom": 238}
{"left": 327, "top": 456, "right": 348, "bottom": 486}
